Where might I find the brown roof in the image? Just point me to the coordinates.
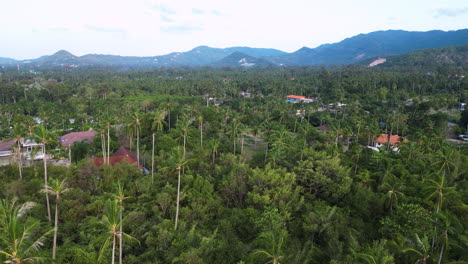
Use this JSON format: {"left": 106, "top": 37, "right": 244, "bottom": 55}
{"left": 0, "top": 138, "right": 18, "bottom": 151}
{"left": 92, "top": 146, "right": 141, "bottom": 168}
{"left": 316, "top": 125, "right": 330, "bottom": 131}
{"left": 60, "top": 131, "right": 96, "bottom": 148}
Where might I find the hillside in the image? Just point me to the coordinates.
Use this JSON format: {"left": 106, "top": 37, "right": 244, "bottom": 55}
{"left": 363, "top": 45, "right": 468, "bottom": 68}
{"left": 268, "top": 29, "right": 468, "bottom": 65}
{"left": 1, "top": 29, "right": 467, "bottom": 68}
{"left": 211, "top": 52, "right": 275, "bottom": 68}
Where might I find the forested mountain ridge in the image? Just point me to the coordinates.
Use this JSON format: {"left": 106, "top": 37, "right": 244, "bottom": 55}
{"left": 2, "top": 29, "right": 467, "bottom": 68}
{"left": 267, "top": 29, "right": 468, "bottom": 65}
{"left": 363, "top": 45, "right": 468, "bottom": 68}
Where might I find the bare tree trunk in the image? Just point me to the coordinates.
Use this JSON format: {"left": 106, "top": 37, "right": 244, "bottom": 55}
{"left": 52, "top": 196, "right": 59, "bottom": 259}
{"left": 101, "top": 133, "right": 106, "bottom": 164}
{"left": 112, "top": 234, "right": 116, "bottom": 264}
{"left": 17, "top": 141, "right": 22, "bottom": 180}
{"left": 107, "top": 126, "right": 110, "bottom": 165}
{"left": 175, "top": 167, "right": 181, "bottom": 230}
{"left": 200, "top": 123, "right": 203, "bottom": 149}
{"left": 233, "top": 136, "right": 236, "bottom": 155}
{"left": 119, "top": 205, "right": 123, "bottom": 264}
{"left": 437, "top": 234, "right": 445, "bottom": 264}
{"left": 241, "top": 135, "right": 244, "bottom": 154}
{"left": 152, "top": 133, "right": 155, "bottom": 184}
{"left": 43, "top": 145, "right": 51, "bottom": 222}
{"left": 136, "top": 127, "right": 140, "bottom": 166}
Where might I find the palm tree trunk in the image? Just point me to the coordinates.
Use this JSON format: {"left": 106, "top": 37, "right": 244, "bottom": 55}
{"left": 233, "top": 136, "right": 236, "bottom": 155}
{"left": 107, "top": 126, "right": 110, "bottom": 165}
{"left": 119, "top": 206, "right": 123, "bottom": 264}
{"left": 175, "top": 167, "right": 181, "bottom": 230}
{"left": 17, "top": 141, "right": 22, "bottom": 180}
{"left": 241, "top": 135, "right": 244, "bottom": 154}
{"left": 43, "top": 145, "right": 51, "bottom": 222}
{"left": 101, "top": 133, "right": 106, "bottom": 164}
{"left": 112, "top": 234, "right": 116, "bottom": 264}
{"left": 200, "top": 123, "right": 203, "bottom": 149}
{"left": 183, "top": 133, "right": 186, "bottom": 160}
{"left": 52, "top": 196, "right": 59, "bottom": 259}
{"left": 437, "top": 234, "right": 445, "bottom": 264}
{"left": 152, "top": 133, "right": 155, "bottom": 185}
{"left": 136, "top": 127, "right": 140, "bottom": 166}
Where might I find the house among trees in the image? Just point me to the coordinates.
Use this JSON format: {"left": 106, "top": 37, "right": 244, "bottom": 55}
{"left": 93, "top": 146, "right": 142, "bottom": 168}
{"left": 373, "top": 133, "right": 408, "bottom": 152}
{"left": 286, "top": 95, "right": 314, "bottom": 103}
{"left": 59, "top": 131, "right": 97, "bottom": 148}
{"left": 0, "top": 138, "right": 46, "bottom": 166}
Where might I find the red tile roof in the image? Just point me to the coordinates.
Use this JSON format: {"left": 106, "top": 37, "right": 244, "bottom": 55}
{"left": 92, "top": 146, "right": 142, "bottom": 168}
{"left": 60, "top": 131, "right": 97, "bottom": 148}
{"left": 376, "top": 134, "right": 408, "bottom": 146}
{"left": 0, "top": 138, "right": 18, "bottom": 151}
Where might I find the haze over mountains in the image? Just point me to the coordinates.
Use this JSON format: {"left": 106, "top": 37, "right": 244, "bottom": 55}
{"left": 1, "top": 29, "right": 467, "bottom": 68}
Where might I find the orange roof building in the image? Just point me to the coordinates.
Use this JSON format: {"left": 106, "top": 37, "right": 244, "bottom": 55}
{"left": 375, "top": 134, "right": 408, "bottom": 146}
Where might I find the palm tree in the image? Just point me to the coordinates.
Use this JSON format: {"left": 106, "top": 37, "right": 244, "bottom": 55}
{"left": 98, "top": 199, "right": 137, "bottom": 264}
{"left": 34, "top": 124, "right": 56, "bottom": 222}
{"left": 41, "top": 179, "right": 70, "bottom": 260}
{"left": 103, "top": 115, "right": 113, "bottom": 165}
{"left": 424, "top": 174, "right": 456, "bottom": 213}
{"left": 381, "top": 182, "right": 404, "bottom": 211}
{"left": 402, "top": 234, "right": 432, "bottom": 264}
{"left": 198, "top": 115, "right": 203, "bottom": 149}
{"left": 131, "top": 112, "right": 142, "bottom": 166}
{"left": 164, "top": 148, "right": 190, "bottom": 231}
{"left": 152, "top": 110, "right": 167, "bottom": 183}
{"left": 0, "top": 199, "right": 52, "bottom": 263}
{"left": 114, "top": 183, "right": 129, "bottom": 264}
{"left": 252, "top": 230, "right": 287, "bottom": 264}
{"left": 10, "top": 125, "right": 25, "bottom": 180}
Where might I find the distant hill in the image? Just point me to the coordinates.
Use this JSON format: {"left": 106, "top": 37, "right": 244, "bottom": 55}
{"left": 0, "top": 57, "right": 17, "bottom": 65}
{"left": 1, "top": 29, "right": 467, "bottom": 68}
{"left": 211, "top": 52, "right": 274, "bottom": 68}
{"left": 8, "top": 46, "right": 286, "bottom": 68}
{"left": 363, "top": 45, "right": 468, "bottom": 68}
{"left": 33, "top": 50, "right": 80, "bottom": 65}
{"left": 267, "top": 29, "right": 468, "bottom": 65}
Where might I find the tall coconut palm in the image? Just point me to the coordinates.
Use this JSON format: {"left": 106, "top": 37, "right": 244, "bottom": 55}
{"left": 152, "top": 110, "right": 167, "bottom": 183}
{"left": 165, "top": 148, "right": 190, "bottom": 231}
{"left": 132, "top": 112, "right": 142, "bottom": 166}
{"left": 98, "top": 199, "right": 137, "bottom": 264}
{"left": 34, "top": 124, "right": 56, "bottom": 222}
{"left": 10, "top": 125, "right": 25, "bottom": 180}
{"left": 197, "top": 115, "right": 204, "bottom": 149}
{"left": 114, "top": 183, "right": 129, "bottom": 264}
{"left": 0, "top": 199, "right": 52, "bottom": 263}
{"left": 103, "top": 115, "right": 113, "bottom": 165}
{"left": 41, "top": 179, "right": 70, "bottom": 260}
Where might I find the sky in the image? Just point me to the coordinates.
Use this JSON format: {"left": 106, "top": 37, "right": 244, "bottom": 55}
{"left": 1, "top": 0, "right": 467, "bottom": 59}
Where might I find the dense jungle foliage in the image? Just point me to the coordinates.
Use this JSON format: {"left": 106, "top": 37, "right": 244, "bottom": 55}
{"left": 0, "top": 65, "right": 467, "bottom": 264}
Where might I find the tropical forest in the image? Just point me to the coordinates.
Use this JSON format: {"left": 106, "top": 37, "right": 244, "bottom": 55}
{"left": 0, "top": 57, "right": 467, "bottom": 264}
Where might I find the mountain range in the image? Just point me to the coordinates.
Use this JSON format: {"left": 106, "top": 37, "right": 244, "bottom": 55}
{"left": 1, "top": 29, "right": 467, "bottom": 68}
{"left": 363, "top": 45, "right": 468, "bottom": 68}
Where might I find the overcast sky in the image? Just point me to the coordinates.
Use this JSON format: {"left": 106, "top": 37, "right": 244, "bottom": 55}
{"left": 1, "top": 0, "right": 467, "bottom": 59}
